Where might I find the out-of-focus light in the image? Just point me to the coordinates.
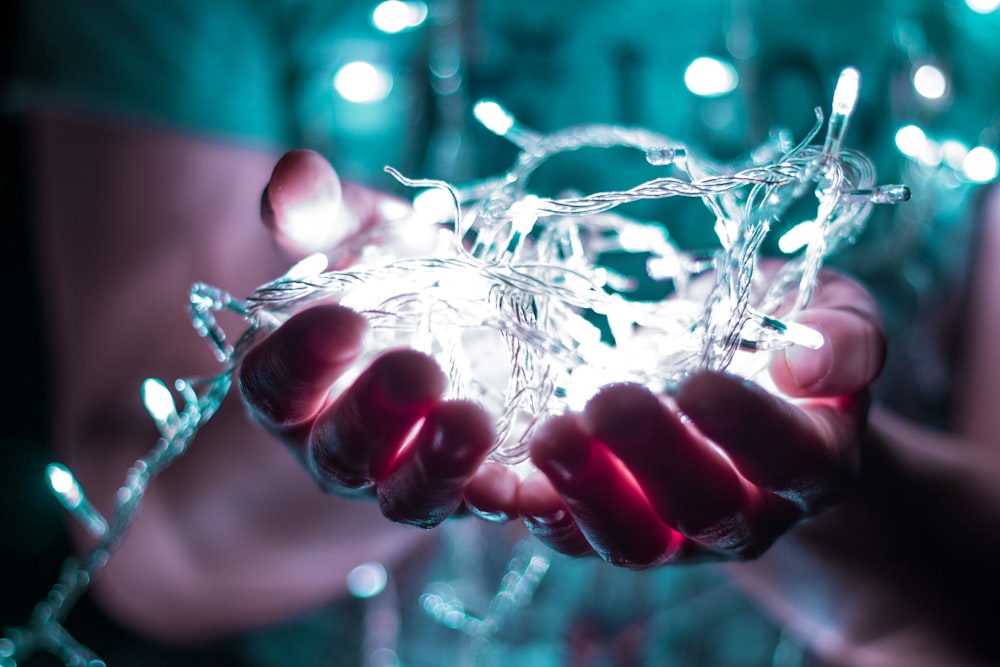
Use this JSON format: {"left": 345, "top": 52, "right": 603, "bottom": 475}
{"left": 895, "top": 124, "right": 927, "bottom": 158}
{"left": 778, "top": 220, "right": 817, "bottom": 254}
{"left": 47, "top": 463, "right": 80, "bottom": 506}
{"left": 372, "top": 0, "right": 428, "bottom": 33}
{"left": 684, "top": 57, "right": 739, "bottom": 97}
{"left": 941, "top": 139, "right": 969, "bottom": 170}
{"left": 912, "top": 64, "right": 948, "bottom": 100}
{"left": 473, "top": 100, "right": 514, "bottom": 136}
{"left": 966, "top": 0, "right": 1000, "bottom": 14}
{"left": 334, "top": 61, "right": 393, "bottom": 103}
{"left": 963, "top": 146, "right": 1000, "bottom": 182}
{"left": 347, "top": 562, "right": 388, "bottom": 598}
{"left": 918, "top": 139, "right": 943, "bottom": 167}
{"left": 142, "top": 378, "right": 177, "bottom": 426}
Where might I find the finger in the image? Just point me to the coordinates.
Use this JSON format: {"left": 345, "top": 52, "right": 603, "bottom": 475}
{"left": 530, "top": 413, "right": 687, "bottom": 568}
{"left": 676, "top": 370, "right": 861, "bottom": 514}
{"left": 261, "top": 149, "right": 352, "bottom": 256}
{"left": 584, "top": 383, "right": 780, "bottom": 552}
{"left": 239, "top": 304, "right": 368, "bottom": 447}
{"left": 516, "top": 470, "right": 595, "bottom": 557}
{"left": 464, "top": 461, "right": 521, "bottom": 522}
{"left": 307, "top": 349, "right": 446, "bottom": 493}
{"left": 377, "top": 400, "right": 495, "bottom": 528}
{"left": 772, "top": 272, "right": 886, "bottom": 398}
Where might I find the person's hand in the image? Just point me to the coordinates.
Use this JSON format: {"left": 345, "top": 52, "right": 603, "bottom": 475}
{"left": 512, "top": 271, "right": 886, "bottom": 567}
{"left": 241, "top": 150, "right": 497, "bottom": 528}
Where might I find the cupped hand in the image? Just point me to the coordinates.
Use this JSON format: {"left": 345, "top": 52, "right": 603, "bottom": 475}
{"left": 241, "top": 149, "right": 886, "bottom": 557}
{"left": 517, "top": 270, "right": 886, "bottom": 567}
{"left": 241, "top": 150, "right": 497, "bottom": 528}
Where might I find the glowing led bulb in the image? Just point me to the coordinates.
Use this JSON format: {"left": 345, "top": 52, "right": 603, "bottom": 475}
{"left": 895, "top": 125, "right": 927, "bottom": 158}
{"left": 142, "top": 378, "right": 177, "bottom": 426}
{"left": 47, "top": 463, "right": 81, "bottom": 506}
{"left": 963, "top": 146, "right": 1000, "bottom": 182}
{"left": 684, "top": 57, "right": 739, "bottom": 97}
{"left": 473, "top": 100, "right": 515, "bottom": 136}
{"left": 46, "top": 463, "right": 109, "bottom": 538}
{"left": 777, "top": 220, "right": 818, "bottom": 254}
{"left": 334, "top": 61, "right": 393, "bottom": 103}
{"left": 372, "top": 0, "right": 428, "bottom": 33}
{"left": 912, "top": 64, "right": 948, "bottom": 100}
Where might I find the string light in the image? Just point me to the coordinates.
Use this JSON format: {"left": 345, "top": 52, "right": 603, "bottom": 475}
{"left": 2, "top": 67, "right": 909, "bottom": 666}
{"left": 242, "top": 68, "right": 907, "bottom": 464}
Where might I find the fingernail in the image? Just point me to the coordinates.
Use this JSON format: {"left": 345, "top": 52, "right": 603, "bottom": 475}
{"left": 784, "top": 338, "right": 833, "bottom": 389}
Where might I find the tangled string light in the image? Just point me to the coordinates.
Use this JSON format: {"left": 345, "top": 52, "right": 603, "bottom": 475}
{"left": 1, "top": 67, "right": 909, "bottom": 666}
{"left": 233, "top": 67, "right": 907, "bottom": 465}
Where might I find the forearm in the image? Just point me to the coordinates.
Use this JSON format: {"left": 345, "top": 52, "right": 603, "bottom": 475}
{"left": 727, "top": 406, "right": 1000, "bottom": 667}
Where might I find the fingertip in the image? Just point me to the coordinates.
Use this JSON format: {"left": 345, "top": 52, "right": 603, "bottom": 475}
{"left": 365, "top": 349, "right": 448, "bottom": 408}
{"left": 770, "top": 307, "right": 886, "bottom": 398}
{"left": 239, "top": 304, "right": 368, "bottom": 427}
{"left": 263, "top": 149, "right": 349, "bottom": 255}
{"left": 519, "top": 472, "right": 594, "bottom": 557}
{"left": 580, "top": 383, "right": 663, "bottom": 445}
{"left": 464, "top": 461, "right": 520, "bottom": 522}
{"left": 528, "top": 414, "right": 592, "bottom": 486}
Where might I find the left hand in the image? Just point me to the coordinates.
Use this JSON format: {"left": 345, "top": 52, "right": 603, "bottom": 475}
{"left": 510, "top": 271, "right": 886, "bottom": 567}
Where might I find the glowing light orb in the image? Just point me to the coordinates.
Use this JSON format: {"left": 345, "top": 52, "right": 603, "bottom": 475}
{"left": 473, "top": 100, "right": 515, "bottom": 136}
{"left": 895, "top": 124, "right": 927, "bottom": 158}
{"left": 912, "top": 64, "right": 948, "bottom": 100}
{"left": 962, "top": 146, "right": 1000, "bottom": 182}
{"left": 684, "top": 57, "right": 739, "bottom": 97}
{"left": 966, "top": 0, "right": 1000, "bottom": 14}
{"left": 46, "top": 463, "right": 80, "bottom": 504}
{"left": 347, "top": 562, "right": 389, "bottom": 598}
{"left": 778, "top": 220, "right": 818, "bottom": 254}
{"left": 334, "top": 61, "right": 393, "bottom": 103}
{"left": 372, "top": 0, "right": 428, "bottom": 33}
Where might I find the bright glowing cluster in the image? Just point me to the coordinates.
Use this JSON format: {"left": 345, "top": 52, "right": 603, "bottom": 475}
{"left": 240, "top": 68, "right": 907, "bottom": 464}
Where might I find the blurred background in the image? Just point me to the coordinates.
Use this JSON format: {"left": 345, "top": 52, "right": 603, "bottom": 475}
{"left": 2, "top": 1, "right": 999, "bottom": 664}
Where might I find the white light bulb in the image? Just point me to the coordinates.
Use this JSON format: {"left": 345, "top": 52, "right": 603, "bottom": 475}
{"left": 894, "top": 125, "right": 927, "bottom": 159}
{"left": 832, "top": 67, "right": 860, "bottom": 116}
{"left": 46, "top": 463, "right": 78, "bottom": 500}
{"left": 778, "top": 220, "right": 818, "bottom": 254}
{"left": 142, "top": 378, "right": 177, "bottom": 425}
{"left": 334, "top": 61, "right": 393, "bottom": 104}
{"left": 473, "top": 100, "right": 515, "bottom": 136}
{"left": 912, "top": 64, "right": 948, "bottom": 100}
{"left": 684, "top": 57, "right": 739, "bottom": 97}
{"left": 963, "top": 146, "right": 1000, "bottom": 182}
{"left": 372, "top": 0, "right": 428, "bottom": 33}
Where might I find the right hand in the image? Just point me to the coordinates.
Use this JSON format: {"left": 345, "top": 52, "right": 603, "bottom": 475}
{"left": 241, "top": 149, "right": 501, "bottom": 528}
